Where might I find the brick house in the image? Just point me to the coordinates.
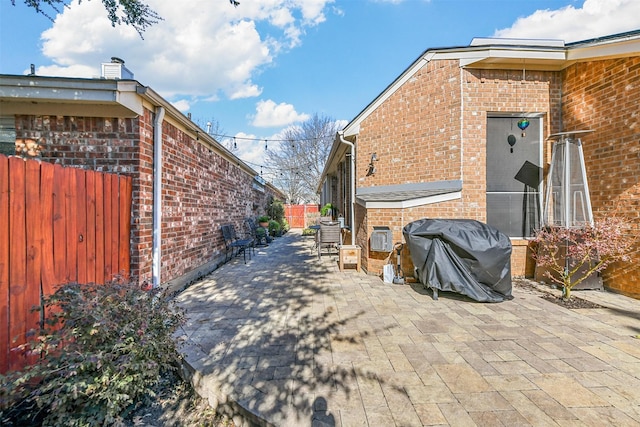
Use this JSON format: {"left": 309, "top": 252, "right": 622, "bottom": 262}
{"left": 0, "top": 64, "right": 284, "bottom": 289}
{"left": 320, "top": 31, "right": 640, "bottom": 298}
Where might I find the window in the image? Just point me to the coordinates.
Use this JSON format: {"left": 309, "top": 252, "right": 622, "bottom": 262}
{"left": 0, "top": 116, "right": 16, "bottom": 156}
{"left": 486, "top": 116, "right": 542, "bottom": 238}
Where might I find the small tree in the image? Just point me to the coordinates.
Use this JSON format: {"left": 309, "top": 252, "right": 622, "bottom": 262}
{"left": 532, "top": 216, "right": 636, "bottom": 299}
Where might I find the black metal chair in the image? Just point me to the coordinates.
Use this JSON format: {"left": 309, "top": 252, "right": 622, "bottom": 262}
{"left": 245, "top": 218, "right": 269, "bottom": 247}
{"left": 221, "top": 224, "right": 253, "bottom": 263}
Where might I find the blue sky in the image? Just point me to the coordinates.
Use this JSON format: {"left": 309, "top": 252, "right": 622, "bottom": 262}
{"left": 1, "top": 0, "right": 639, "bottom": 168}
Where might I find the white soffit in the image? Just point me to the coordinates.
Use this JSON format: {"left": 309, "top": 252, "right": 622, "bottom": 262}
{"left": 0, "top": 75, "right": 143, "bottom": 117}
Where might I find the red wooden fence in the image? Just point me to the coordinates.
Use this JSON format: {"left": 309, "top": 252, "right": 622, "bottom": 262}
{"left": 285, "top": 204, "right": 319, "bottom": 229}
{"left": 0, "top": 154, "right": 132, "bottom": 373}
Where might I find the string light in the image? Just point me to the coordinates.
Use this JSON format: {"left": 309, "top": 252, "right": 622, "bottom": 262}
{"left": 265, "top": 139, "right": 268, "bottom": 150}
{"left": 209, "top": 133, "right": 335, "bottom": 144}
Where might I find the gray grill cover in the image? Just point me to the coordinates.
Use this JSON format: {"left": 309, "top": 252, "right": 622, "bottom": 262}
{"left": 403, "top": 219, "right": 513, "bottom": 302}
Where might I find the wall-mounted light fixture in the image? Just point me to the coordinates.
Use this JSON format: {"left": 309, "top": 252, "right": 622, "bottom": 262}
{"left": 366, "top": 152, "right": 378, "bottom": 176}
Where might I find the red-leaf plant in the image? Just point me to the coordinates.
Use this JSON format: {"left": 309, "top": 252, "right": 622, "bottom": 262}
{"left": 532, "top": 216, "right": 636, "bottom": 299}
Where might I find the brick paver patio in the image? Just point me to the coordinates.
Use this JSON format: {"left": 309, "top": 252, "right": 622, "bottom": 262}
{"left": 175, "top": 229, "right": 640, "bottom": 426}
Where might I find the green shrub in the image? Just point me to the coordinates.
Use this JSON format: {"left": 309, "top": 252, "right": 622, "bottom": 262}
{"left": 320, "top": 203, "right": 337, "bottom": 218}
{"left": 258, "top": 215, "right": 270, "bottom": 223}
{"left": 0, "top": 280, "right": 185, "bottom": 426}
{"left": 268, "top": 219, "right": 281, "bottom": 236}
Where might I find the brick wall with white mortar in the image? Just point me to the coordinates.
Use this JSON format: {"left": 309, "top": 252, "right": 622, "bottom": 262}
{"left": 15, "top": 110, "right": 280, "bottom": 285}
{"left": 561, "top": 57, "right": 640, "bottom": 297}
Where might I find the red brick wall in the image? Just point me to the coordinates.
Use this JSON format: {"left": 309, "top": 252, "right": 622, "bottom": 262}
{"left": 562, "top": 57, "right": 640, "bottom": 297}
{"left": 354, "top": 60, "right": 562, "bottom": 278}
{"left": 15, "top": 114, "right": 152, "bottom": 282}
{"left": 357, "top": 61, "right": 463, "bottom": 188}
{"left": 15, "top": 110, "right": 279, "bottom": 285}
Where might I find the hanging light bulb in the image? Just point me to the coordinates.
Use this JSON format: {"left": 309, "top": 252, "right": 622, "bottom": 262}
{"left": 233, "top": 137, "right": 237, "bottom": 149}
{"left": 265, "top": 139, "right": 268, "bottom": 150}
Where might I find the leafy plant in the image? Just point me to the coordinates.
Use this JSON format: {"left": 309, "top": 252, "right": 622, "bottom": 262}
{"left": 0, "top": 280, "right": 185, "bottom": 426}
{"left": 532, "top": 216, "right": 636, "bottom": 299}
{"left": 258, "top": 215, "right": 270, "bottom": 224}
{"left": 320, "top": 203, "right": 337, "bottom": 218}
{"left": 268, "top": 219, "right": 281, "bottom": 237}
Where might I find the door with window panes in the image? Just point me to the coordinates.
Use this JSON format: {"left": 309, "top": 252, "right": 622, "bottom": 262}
{"left": 486, "top": 116, "right": 542, "bottom": 238}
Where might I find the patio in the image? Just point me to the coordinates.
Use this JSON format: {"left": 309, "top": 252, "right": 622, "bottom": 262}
{"left": 175, "top": 229, "right": 640, "bottom": 426}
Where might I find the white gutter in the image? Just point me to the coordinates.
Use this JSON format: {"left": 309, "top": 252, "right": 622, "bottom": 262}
{"left": 152, "top": 106, "right": 165, "bottom": 288}
{"left": 338, "top": 131, "right": 355, "bottom": 246}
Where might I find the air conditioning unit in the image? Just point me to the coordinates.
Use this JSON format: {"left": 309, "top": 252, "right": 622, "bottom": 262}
{"left": 101, "top": 57, "right": 134, "bottom": 80}
{"left": 370, "top": 226, "right": 393, "bottom": 252}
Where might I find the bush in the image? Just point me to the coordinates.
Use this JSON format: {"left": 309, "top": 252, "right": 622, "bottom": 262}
{"left": 268, "top": 219, "right": 281, "bottom": 236}
{"left": 0, "top": 280, "right": 185, "bottom": 426}
{"left": 258, "top": 215, "right": 270, "bottom": 224}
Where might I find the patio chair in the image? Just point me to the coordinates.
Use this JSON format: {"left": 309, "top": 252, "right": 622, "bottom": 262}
{"left": 318, "top": 221, "right": 342, "bottom": 259}
{"left": 245, "top": 218, "right": 269, "bottom": 247}
{"left": 221, "top": 224, "right": 253, "bottom": 263}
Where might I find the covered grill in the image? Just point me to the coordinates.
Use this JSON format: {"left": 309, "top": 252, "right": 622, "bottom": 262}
{"left": 403, "top": 218, "right": 513, "bottom": 302}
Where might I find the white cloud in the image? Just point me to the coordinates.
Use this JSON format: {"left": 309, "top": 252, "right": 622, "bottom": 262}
{"left": 171, "top": 99, "right": 191, "bottom": 112}
{"left": 493, "top": 0, "right": 640, "bottom": 42}
{"left": 36, "top": 63, "right": 99, "bottom": 78}
{"left": 36, "top": 0, "right": 334, "bottom": 103}
{"left": 251, "top": 99, "right": 310, "bottom": 127}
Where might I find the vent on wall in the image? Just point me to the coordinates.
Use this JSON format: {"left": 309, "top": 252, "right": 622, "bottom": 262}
{"left": 101, "top": 57, "right": 134, "bottom": 80}
{"left": 370, "top": 226, "right": 393, "bottom": 252}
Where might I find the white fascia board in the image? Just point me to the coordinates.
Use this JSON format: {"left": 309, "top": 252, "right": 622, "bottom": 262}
{"left": 343, "top": 123, "right": 359, "bottom": 138}
{"left": 356, "top": 191, "right": 461, "bottom": 209}
{"left": 567, "top": 38, "right": 640, "bottom": 61}
{"left": 115, "top": 80, "right": 144, "bottom": 115}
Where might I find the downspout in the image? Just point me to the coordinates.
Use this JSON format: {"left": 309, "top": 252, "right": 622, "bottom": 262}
{"left": 337, "top": 131, "right": 355, "bottom": 246}
{"left": 152, "top": 106, "right": 165, "bottom": 288}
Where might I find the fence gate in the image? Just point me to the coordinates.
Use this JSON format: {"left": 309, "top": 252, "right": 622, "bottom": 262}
{"left": 285, "top": 204, "right": 319, "bottom": 229}
{"left": 0, "top": 154, "right": 132, "bottom": 373}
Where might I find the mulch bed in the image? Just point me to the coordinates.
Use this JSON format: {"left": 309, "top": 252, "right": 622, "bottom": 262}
{"left": 512, "top": 277, "right": 604, "bottom": 309}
